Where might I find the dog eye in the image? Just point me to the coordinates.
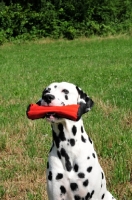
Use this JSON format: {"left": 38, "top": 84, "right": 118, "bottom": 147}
{"left": 62, "top": 89, "right": 69, "bottom": 94}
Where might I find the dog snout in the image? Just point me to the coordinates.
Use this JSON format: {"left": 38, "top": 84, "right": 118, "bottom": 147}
{"left": 43, "top": 94, "right": 55, "bottom": 104}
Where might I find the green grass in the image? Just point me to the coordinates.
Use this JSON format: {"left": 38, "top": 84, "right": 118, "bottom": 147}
{"left": 0, "top": 36, "right": 132, "bottom": 199}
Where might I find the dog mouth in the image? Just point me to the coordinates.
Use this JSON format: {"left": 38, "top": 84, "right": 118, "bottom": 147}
{"left": 45, "top": 112, "right": 60, "bottom": 122}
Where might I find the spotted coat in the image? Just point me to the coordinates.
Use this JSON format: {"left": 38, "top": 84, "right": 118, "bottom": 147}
{"left": 37, "top": 82, "right": 116, "bottom": 200}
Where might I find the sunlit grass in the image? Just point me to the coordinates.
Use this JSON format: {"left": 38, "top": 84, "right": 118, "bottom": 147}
{"left": 0, "top": 36, "right": 132, "bottom": 199}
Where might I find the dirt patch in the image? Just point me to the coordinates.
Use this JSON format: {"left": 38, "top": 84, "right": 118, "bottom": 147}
{"left": 3, "top": 172, "right": 48, "bottom": 200}
{"left": 93, "top": 97, "right": 117, "bottom": 116}
{"left": 121, "top": 111, "right": 132, "bottom": 129}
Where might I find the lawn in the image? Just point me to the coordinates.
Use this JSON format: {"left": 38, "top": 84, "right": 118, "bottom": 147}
{"left": 0, "top": 36, "right": 132, "bottom": 199}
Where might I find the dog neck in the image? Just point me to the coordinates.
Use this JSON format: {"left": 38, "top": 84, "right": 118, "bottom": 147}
{"left": 51, "top": 118, "right": 86, "bottom": 147}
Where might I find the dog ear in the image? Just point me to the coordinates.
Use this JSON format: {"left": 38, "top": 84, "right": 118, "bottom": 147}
{"left": 76, "top": 86, "right": 94, "bottom": 117}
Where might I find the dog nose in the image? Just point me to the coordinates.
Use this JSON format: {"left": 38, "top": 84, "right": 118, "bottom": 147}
{"left": 43, "top": 94, "right": 55, "bottom": 104}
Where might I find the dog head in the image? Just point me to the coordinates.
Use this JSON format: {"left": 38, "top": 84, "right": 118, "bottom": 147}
{"left": 37, "top": 82, "right": 94, "bottom": 123}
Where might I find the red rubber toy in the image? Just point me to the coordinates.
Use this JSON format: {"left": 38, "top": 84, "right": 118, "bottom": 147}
{"left": 26, "top": 104, "right": 80, "bottom": 121}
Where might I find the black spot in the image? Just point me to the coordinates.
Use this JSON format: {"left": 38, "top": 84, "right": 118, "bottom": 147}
{"left": 60, "top": 148, "right": 72, "bottom": 171}
{"left": 101, "top": 194, "right": 105, "bottom": 199}
{"left": 74, "top": 195, "right": 81, "bottom": 200}
{"left": 85, "top": 192, "right": 90, "bottom": 200}
{"left": 87, "top": 166, "right": 93, "bottom": 173}
{"left": 69, "top": 138, "right": 75, "bottom": 146}
{"left": 56, "top": 173, "right": 63, "bottom": 180}
{"left": 91, "top": 190, "right": 94, "bottom": 198}
{"left": 92, "top": 153, "right": 96, "bottom": 158}
{"left": 101, "top": 172, "right": 104, "bottom": 179}
{"left": 83, "top": 179, "right": 89, "bottom": 187}
{"left": 88, "top": 136, "right": 92, "bottom": 144}
{"left": 58, "top": 123, "right": 66, "bottom": 142}
{"left": 60, "top": 148, "right": 67, "bottom": 157}
{"left": 62, "top": 89, "right": 69, "bottom": 94}
{"left": 47, "top": 162, "right": 49, "bottom": 169}
{"left": 61, "top": 102, "right": 65, "bottom": 106}
{"left": 57, "top": 150, "right": 61, "bottom": 159}
{"left": 48, "top": 171, "right": 52, "bottom": 181}
{"left": 76, "top": 86, "right": 87, "bottom": 100}
{"left": 58, "top": 123, "right": 63, "bottom": 131}
{"left": 59, "top": 132, "right": 66, "bottom": 141}
{"left": 52, "top": 125, "right": 66, "bottom": 149}
{"left": 60, "top": 185, "right": 66, "bottom": 194}
{"left": 81, "top": 135, "right": 86, "bottom": 143}
{"left": 54, "top": 85, "right": 57, "bottom": 88}
{"left": 65, "top": 95, "right": 68, "bottom": 100}
{"left": 78, "top": 172, "right": 85, "bottom": 178}
{"left": 74, "top": 164, "right": 79, "bottom": 172}
{"left": 70, "top": 183, "right": 78, "bottom": 191}
{"left": 101, "top": 184, "right": 102, "bottom": 188}
{"left": 66, "top": 162, "right": 72, "bottom": 171}
{"left": 52, "top": 130, "right": 60, "bottom": 148}
{"left": 87, "top": 156, "right": 90, "bottom": 159}
{"left": 72, "top": 125, "right": 77, "bottom": 136}
{"left": 81, "top": 126, "right": 84, "bottom": 133}
{"left": 43, "top": 87, "right": 51, "bottom": 94}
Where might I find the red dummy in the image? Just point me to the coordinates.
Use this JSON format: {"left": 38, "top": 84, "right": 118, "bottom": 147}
{"left": 26, "top": 104, "right": 80, "bottom": 121}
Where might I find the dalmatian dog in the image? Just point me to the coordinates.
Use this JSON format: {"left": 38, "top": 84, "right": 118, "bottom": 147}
{"left": 37, "top": 82, "right": 116, "bottom": 200}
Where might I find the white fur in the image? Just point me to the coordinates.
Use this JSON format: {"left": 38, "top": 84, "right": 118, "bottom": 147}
{"left": 40, "top": 82, "right": 116, "bottom": 200}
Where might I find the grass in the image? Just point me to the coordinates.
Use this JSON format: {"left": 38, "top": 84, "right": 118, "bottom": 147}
{"left": 0, "top": 35, "right": 132, "bottom": 199}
